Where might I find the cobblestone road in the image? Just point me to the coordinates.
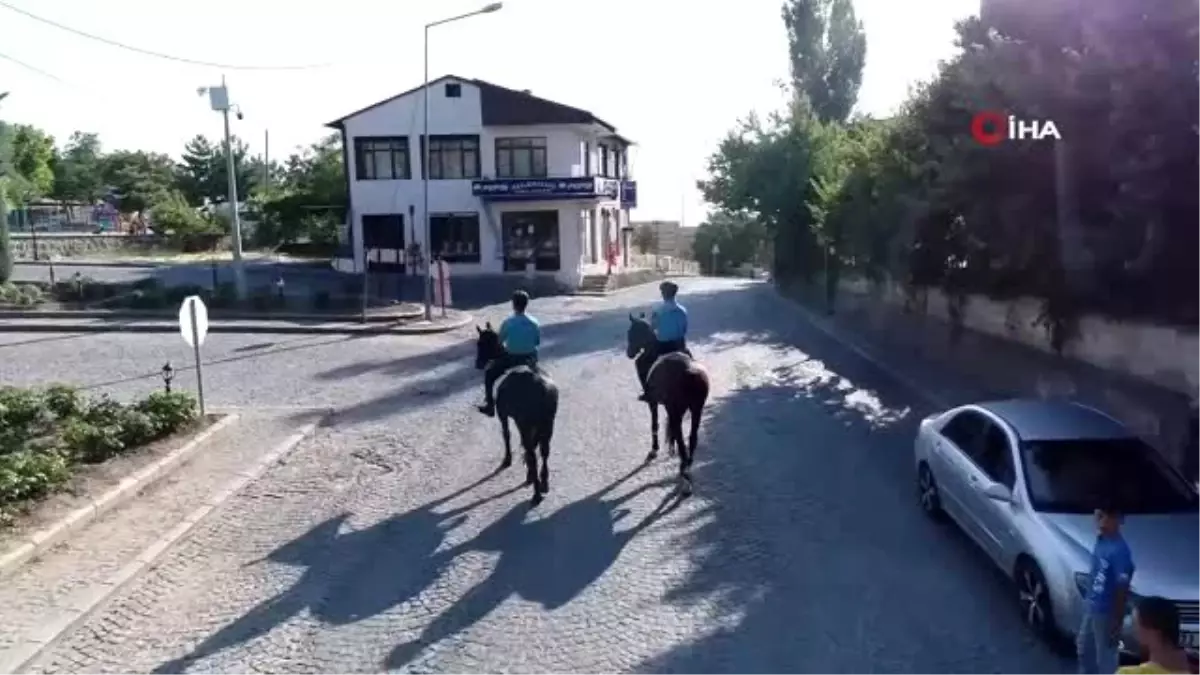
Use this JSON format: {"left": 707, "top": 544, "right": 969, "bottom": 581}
{"left": 2, "top": 279, "right": 1072, "bottom": 673}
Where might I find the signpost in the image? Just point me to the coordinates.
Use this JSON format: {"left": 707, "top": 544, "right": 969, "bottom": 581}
{"left": 178, "top": 296, "right": 209, "bottom": 416}
{"left": 710, "top": 242, "right": 720, "bottom": 277}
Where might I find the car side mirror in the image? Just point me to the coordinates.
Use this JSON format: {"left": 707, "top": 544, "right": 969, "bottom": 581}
{"left": 981, "top": 482, "right": 1013, "bottom": 503}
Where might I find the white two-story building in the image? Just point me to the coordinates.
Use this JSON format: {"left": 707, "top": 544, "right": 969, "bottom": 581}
{"left": 327, "top": 75, "right": 638, "bottom": 289}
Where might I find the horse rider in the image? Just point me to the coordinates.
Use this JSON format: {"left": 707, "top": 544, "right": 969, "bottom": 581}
{"left": 478, "top": 290, "right": 542, "bottom": 417}
{"left": 637, "top": 280, "right": 694, "bottom": 402}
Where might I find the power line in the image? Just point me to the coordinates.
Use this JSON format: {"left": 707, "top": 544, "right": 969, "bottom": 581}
{"left": 0, "top": 50, "right": 66, "bottom": 83}
{"left": 0, "top": 0, "right": 333, "bottom": 72}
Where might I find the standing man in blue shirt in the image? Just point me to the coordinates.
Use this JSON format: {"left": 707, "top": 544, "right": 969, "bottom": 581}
{"left": 636, "top": 280, "right": 694, "bottom": 402}
{"left": 1079, "top": 501, "right": 1136, "bottom": 674}
{"left": 478, "top": 290, "right": 541, "bottom": 417}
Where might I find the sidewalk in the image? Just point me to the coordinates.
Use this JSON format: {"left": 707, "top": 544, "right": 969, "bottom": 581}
{"left": 781, "top": 285, "right": 1196, "bottom": 476}
{"left": 0, "top": 410, "right": 325, "bottom": 673}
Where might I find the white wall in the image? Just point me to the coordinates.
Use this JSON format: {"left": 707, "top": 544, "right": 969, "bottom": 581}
{"left": 340, "top": 79, "right": 630, "bottom": 284}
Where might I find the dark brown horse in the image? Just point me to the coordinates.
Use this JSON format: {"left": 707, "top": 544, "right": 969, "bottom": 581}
{"left": 475, "top": 324, "right": 559, "bottom": 506}
{"left": 626, "top": 314, "right": 710, "bottom": 495}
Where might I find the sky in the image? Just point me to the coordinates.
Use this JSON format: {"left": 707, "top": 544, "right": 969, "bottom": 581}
{"left": 0, "top": 0, "right": 978, "bottom": 224}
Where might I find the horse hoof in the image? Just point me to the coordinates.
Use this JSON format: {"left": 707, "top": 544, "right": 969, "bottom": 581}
{"left": 524, "top": 476, "right": 535, "bottom": 487}
{"left": 644, "top": 451, "right": 657, "bottom": 464}
{"left": 500, "top": 457, "right": 512, "bottom": 470}
{"left": 531, "top": 492, "right": 545, "bottom": 507}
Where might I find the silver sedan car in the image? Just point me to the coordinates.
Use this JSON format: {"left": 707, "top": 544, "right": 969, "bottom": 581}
{"left": 913, "top": 399, "right": 1199, "bottom": 657}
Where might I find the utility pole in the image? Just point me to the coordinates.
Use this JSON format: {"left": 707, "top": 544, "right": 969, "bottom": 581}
{"left": 200, "top": 76, "right": 248, "bottom": 300}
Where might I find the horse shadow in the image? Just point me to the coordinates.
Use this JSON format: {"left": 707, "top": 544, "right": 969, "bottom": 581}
{"left": 384, "top": 465, "right": 686, "bottom": 670}
{"left": 151, "top": 471, "right": 519, "bottom": 674}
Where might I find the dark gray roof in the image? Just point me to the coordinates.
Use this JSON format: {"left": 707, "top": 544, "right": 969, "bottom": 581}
{"left": 977, "top": 398, "right": 1132, "bottom": 441}
{"left": 325, "top": 76, "right": 621, "bottom": 137}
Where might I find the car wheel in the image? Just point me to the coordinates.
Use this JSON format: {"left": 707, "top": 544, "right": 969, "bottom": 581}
{"left": 1016, "top": 558, "right": 1058, "bottom": 641}
{"left": 917, "top": 462, "right": 945, "bottom": 519}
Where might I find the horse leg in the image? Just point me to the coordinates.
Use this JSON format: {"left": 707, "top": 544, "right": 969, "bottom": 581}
{"left": 669, "top": 409, "right": 692, "bottom": 497}
{"left": 645, "top": 401, "right": 660, "bottom": 463}
{"left": 537, "top": 425, "right": 552, "bottom": 496}
{"left": 686, "top": 401, "right": 703, "bottom": 473}
{"left": 527, "top": 435, "right": 543, "bottom": 507}
{"left": 499, "top": 416, "right": 513, "bottom": 471}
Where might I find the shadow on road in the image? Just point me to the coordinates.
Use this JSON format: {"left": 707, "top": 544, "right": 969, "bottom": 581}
{"left": 384, "top": 464, "right": 685, "bottom": 670}
{"left": 150, "top": 465, "right": 682, "bottom": 673}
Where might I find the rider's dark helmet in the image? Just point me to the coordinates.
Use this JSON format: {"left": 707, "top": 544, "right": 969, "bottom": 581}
{"left": 512, "top": 290, "right": 530, "bottom": 312}
{"left": 659, "top": 281, "right": 679, "bottom": 298}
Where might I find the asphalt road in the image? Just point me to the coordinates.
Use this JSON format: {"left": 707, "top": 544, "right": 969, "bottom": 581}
{"left": 0, "top": 279, "right": 1072, "bottom": 673}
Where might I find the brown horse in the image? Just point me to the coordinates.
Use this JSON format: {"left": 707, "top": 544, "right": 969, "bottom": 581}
{"left": 626, "top": 314, "right": 710, "bottom": 496}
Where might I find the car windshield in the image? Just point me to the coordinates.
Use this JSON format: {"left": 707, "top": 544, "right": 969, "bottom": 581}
{"left": 1021, "top": 438, "right": 1199, "bottom": 514}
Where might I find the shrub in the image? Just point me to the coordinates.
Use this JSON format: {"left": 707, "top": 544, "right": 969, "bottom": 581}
{"left": 0, "top": 283, "right": 19, "bottom": 304}
{"left": 117, "top": 409, "right": 155, "bottom": 448}
{"left": 81, "top": 395, "right": 124, "bottom": 427}
{"left": 43, "top": 384, "right": 82, "bottom": 420}
{"left": 0, "top": 386, "right": 49, "bottom": 446}
{"left": 152, "top": 192, "right": 222, "bottom": 252}
{"left": 0, "top": 448, "right": 70, "bottom": 509}
{"left": 134, "top": 391, "right": 198, "bottom": 436}
{"left": 61, "top": 419, "right": 125, "bottom": 463}
{"left": 0, "top": 191, "right": 11, "bottom": 284}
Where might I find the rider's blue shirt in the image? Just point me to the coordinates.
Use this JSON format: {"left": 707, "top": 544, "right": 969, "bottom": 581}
{"left": 500, "top": 313, "right": 540, "bottom": 355}
{"left": 653, "top": 300, "right": 688, "bottom": 342}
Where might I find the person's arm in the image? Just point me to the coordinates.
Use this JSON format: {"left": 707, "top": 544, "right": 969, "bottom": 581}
{"left": 649, "top": 307, "right": 661, "bottom": 330}
{"left": 1109, "top": 551, "right": 1134, "bottom": 639}
{"left": 498, "top": 318, "right": 511, "bottom": 346}
{"left": 679, "top": 307, "right": 688, "bottom": 336}
{"left": 532, "top": 318, "right": 541, "bottom": 347}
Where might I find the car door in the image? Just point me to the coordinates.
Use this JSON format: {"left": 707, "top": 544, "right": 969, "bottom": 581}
{"left": 934, "top": 410, "right": 989, "bottom": 539}
{"left": 959, "top": 417, "right": 1021, "bottom": 565}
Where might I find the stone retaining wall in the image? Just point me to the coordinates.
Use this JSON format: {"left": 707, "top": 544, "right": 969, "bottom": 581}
{"left": 787, "top": 278, "right": 1198, "bottom": 480}
{"left": 8, "top": 233, "right": 165, "bottom": 260}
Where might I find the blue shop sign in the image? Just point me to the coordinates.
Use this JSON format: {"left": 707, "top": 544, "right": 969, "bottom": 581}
{"left": 620, "top": 180, "right": 638, "bottom": 208}
{"left": 472, "top": 177, "right": 621, "bottom": 201}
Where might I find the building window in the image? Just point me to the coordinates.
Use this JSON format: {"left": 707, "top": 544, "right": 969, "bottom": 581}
{"left": 430, "top": 212, "right": 481, "bottom": 263}
{"left": 495, "top": 137, "right": 548, "bottom": 178}
{"left": 444, "top": 82, "right": 462, "bottom": 98}
{"left": 354, "top": 137, "right": 410, "bottom": 180}
{"left": 583, "top": 141, "right": 592, "bottom": 175}
{"left": 420, "top": 135, "right": 480, "bottom": 179}
{"left": 599, "top": 145, "right": 610, "bottom": 177}
{"left": 501, "top": 211, "right": 560, "bottom": 272}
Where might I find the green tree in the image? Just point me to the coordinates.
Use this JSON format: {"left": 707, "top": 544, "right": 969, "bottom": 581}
{"left": 252, "top": 133, "right": 347, "bottom": 248}
{"left": 52, "top": 131, "right": 105, "bottom": 215}
{"left": 782, "top": 0, "right": 867, "bottom": 123}
{"left": 176, "top": 135, "right": 256, "bottom": 206}
{"left": 100, "top": 151, "right": 177, "bottom": 213}
{"left": 9, "top": 124, "right": 54, "bottom": 199}
{"left": 692, "top": 211, "right": 767, "bottom": 274}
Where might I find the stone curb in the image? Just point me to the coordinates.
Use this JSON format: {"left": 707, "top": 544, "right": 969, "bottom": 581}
{"left": 0, "top": 414, "right": 325, "bottom": 675}
{"left": 0, "top": 414, "right": 239, "bottom": 582}
{"left": 0, "top": 307, "right": 424, "bottom": 323}
{"left": 0, "top": 312, "right": 473, "bottom": 336}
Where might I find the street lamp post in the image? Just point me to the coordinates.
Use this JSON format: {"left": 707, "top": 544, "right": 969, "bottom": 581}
{"left": 198, "top": 78, "right": 248, "bottom": 301}
{"left": 423, "top": 2, "right": 503, "bottom": 321}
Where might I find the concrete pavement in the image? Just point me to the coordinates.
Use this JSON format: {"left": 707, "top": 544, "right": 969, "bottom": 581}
{"left": 0, "top": 279, "right": 1070, "bottom": 673}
